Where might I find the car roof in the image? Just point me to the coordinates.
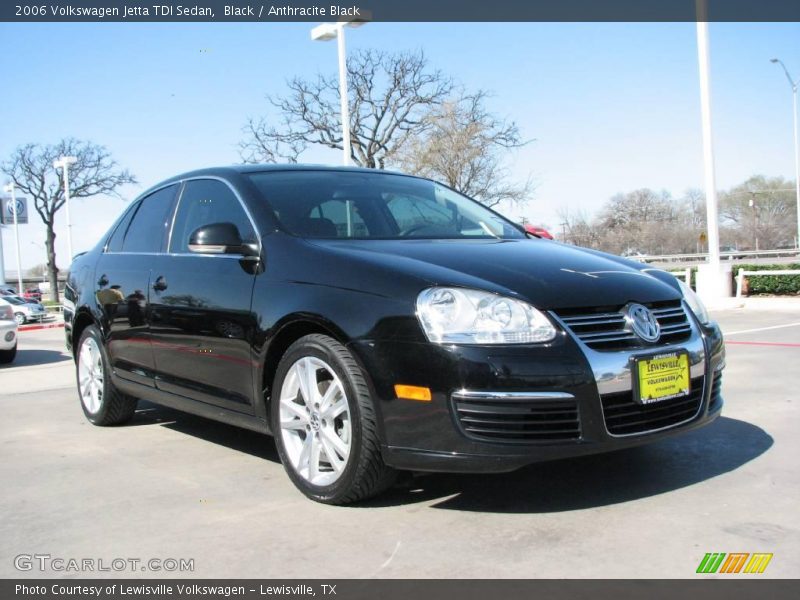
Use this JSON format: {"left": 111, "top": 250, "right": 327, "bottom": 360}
{"left": 157, "top": 164, "right": 409, "bottom": 185}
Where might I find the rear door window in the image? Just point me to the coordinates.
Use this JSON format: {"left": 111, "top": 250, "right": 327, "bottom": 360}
{"left": 121, "top": 185, "right": 178, "bottom": 253}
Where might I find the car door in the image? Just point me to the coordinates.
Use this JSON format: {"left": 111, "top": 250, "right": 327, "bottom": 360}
{"left": 148, "top": 178, "right": 260, "bottom": 414}
{"left": 94, "top": 184, "right": 179, "bottom": 388}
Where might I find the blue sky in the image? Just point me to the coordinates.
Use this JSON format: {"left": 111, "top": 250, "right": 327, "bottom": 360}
{"left": 1, "top": 21, "right": 798, "bottom": 270}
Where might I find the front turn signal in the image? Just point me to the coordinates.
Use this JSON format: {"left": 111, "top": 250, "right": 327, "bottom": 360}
{"left": 394, "top": 384, "right": 432, "bottom": 402}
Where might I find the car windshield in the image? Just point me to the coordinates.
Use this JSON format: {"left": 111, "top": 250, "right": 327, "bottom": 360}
{"left": 4, "top": 295, "right": 26, "bottom": 305}
{"left": 248, "top": 171, "right": 526, "bottom": 240}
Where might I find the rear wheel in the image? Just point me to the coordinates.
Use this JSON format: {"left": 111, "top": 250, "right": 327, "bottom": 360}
{"left": 271, "top": 334, "right": 396, "bottom": 504}
{"left": 76, "top": 325, "right": 138, "bottom": 425}
{"left": 14, "top": 313, "right": 25, "bottom": 326}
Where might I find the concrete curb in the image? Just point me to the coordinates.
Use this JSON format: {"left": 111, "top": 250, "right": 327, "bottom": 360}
{"left": 18, "top": 321, "right": 65, "bottom": 332}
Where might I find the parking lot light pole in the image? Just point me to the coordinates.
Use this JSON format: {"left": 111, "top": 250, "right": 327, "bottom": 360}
{"left": 696, "top": 21, "right": 721, "bottom": 270}
{"left": 770, "top": 58, "right": 800, "bottom": 249}
{"left": 53, "top": 155, "right": 78, "bottom": 261}
{"left": 311, "top": 21, "right": 366, "bottom": 167}
{"left": 694, "top": 17, "right": 734, "bottom": 300}
{"left": 3, "top": 183, "right": 23, "bottom": 295}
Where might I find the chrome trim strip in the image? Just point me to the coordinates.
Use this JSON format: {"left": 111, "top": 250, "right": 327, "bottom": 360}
{"left": 452, "top": 390, "right": 575, "bottom": 401}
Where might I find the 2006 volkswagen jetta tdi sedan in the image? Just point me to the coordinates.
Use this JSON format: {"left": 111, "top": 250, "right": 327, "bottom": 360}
{"left": 64, "top": 165, "right": 725, "bottom": 504}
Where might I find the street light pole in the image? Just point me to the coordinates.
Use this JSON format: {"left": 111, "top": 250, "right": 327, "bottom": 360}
{"left": 770, "top": 58, "right": 800, "bottom": 248}
{"left": 3, "top": 183, "right": 23, "bottom": 295}
{"left": 311, "top": 21, "right": 366, "bottom": 167}
{"left": 53, "top": 155, "right": 78, "bottom": 261}
{"left": 336, "top": 23, "right": 351, "bottom": 167}
{"left": 696, "top": 21, "right": 721, "bottom": 269}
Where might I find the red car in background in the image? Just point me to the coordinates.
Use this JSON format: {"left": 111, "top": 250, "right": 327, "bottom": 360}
{"left": 523, "top": 224, "right": 554, "bottom": 240}
{"left": 23, "top": 288, "right": 43, "bottom": 302}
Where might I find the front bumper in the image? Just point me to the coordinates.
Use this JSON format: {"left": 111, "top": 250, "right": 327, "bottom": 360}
{"left": 350, "top": 307, "right": 725, "bottom": 473}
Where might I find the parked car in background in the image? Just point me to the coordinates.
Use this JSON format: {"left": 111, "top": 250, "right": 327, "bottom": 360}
{"left": 2, "top": 294, "right": 47, "bottom": 325}
{"left": 0, "top": 286, "right": 17, "bottom": 296}
{"left": 23, "top": 288, "right": 43, "bottom": 302}
{"left": 65, "top": 165, "right": 725, "bottom": 504}
{"left": 523, "top": 224, "right": 554, "bottom": 240}
{"left": 0, "top": 298, "right": 18, "bottom": 364}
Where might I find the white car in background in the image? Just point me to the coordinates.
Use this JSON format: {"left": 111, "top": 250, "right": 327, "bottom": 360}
{"left": 0, "top": 298, "right": 18, "bottom": 364}
{"left": 1, "top": 294, "right": 47, "bottom": 325}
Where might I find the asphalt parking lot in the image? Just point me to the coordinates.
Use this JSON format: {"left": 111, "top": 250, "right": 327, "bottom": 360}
{"left": 1, "top": 304, "right": 798, "bottom": 579}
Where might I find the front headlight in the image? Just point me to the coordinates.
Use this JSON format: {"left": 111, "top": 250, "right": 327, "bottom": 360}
{"left": 416, "top": 287, "right": 557, "bottom": 344}
{"left": 677, "top": 279, "right": 710, "bottom": 325}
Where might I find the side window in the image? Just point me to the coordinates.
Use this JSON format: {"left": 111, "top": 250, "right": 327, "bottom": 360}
{"left": 121, "top": 185, "right": 178, "bottom": 253}
{"left": 309, "top": 199, "right": 368, "bottom": 238}
{"left": 169, "top": 179, "right": 256, "bottom": 253}
{"left": 105, "top": 205, "right": 137, "bottom": 253}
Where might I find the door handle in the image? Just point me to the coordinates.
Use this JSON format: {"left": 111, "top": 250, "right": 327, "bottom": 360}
{"left": 152, "top": 276, "right": 168, "bottom": 292}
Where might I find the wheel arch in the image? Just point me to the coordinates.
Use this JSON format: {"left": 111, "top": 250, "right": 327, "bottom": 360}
{"left": 259, "top": 315, "right": 388, "bottom": 446}
{"left": 260, "top": 317, "right": 348, "bottom": 408}
{"left": 70, "top": 308, "right": 100, "bottom": 360}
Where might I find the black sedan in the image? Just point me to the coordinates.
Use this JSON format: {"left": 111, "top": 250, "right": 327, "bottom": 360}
{"left": 64, "top": 165, "right": 724, "bottom": 504}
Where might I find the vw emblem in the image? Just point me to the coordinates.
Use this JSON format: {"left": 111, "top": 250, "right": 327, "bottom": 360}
{"left": 625, "top": 303, "right": 660, "bottom": 342}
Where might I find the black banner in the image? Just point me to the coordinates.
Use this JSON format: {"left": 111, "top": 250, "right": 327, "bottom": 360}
{"left": 3, "top": 0, "right": 800, "bottom": 23}
{"left": 3, "top": 580, "right": 800, "bottom": 600}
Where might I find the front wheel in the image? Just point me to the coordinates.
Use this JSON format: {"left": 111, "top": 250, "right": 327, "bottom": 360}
{"left": 271, "top": 334, "right": 396, "bottom": 504}
{"left": 14, "top": 313, "right": 25, "bottom": 326}
{"left": 76, "top": 325, "right": 138, "bottom": 425}
{"left": 0, "top": 343, "right": 16, "bottom": 364}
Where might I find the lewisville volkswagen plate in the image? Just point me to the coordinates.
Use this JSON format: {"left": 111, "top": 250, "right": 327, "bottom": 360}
{"left": 634, "top": 351, "right": 691, "bottom": 404}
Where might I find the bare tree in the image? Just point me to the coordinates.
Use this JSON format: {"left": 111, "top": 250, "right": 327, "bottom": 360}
{"left": 395, "top": 91, "right": 534, "bottom": 208}
{"left": 240, "top": 49, "right": 453, "bottom": 168}
{"left": 556, "top": 207, "right": 603, "bottom": 248}
{"left": 719, "top": 175, "right": 796, "bottom": 250}
{"left": 2, "top": 139, "right": 136, "bottom": 302}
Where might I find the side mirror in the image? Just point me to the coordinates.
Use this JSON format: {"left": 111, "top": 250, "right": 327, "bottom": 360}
{"left": 188, "top": 222, "right": 259, "bottom": 258}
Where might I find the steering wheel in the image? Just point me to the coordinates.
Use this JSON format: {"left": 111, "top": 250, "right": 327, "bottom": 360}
{"left": 399, "top": 223, "right": 434, "bottom": 237}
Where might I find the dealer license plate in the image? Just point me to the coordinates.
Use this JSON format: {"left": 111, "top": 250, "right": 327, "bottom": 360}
{"left": 633, "top": 351, "right": 690, "bottom": 404}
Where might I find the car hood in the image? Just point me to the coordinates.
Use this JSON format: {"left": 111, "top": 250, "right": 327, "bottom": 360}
{"left": 308, "top": 238, "right": 681, "bottom": 309}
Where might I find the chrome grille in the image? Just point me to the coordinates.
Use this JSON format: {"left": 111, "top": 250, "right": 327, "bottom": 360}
{"left": 556, "top": 300, "right": 692, "bottom": 351}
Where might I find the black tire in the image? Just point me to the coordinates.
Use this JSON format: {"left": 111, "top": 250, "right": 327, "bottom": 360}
{"left": 76, "top": 325, "right": 138, "bottom": 425}
{"left": 0, "top": 343, "right": 16, "bottom": 364}
{"left": 270, "top": 334, "right": 396, "bottom": 504}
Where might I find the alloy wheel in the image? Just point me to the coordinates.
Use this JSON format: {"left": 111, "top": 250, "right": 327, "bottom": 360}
{"left": 78, "top": 337, "right": 104, "bottom": 414}
{"left": 278, "top": 356, "right": 352, "bottom": 486}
